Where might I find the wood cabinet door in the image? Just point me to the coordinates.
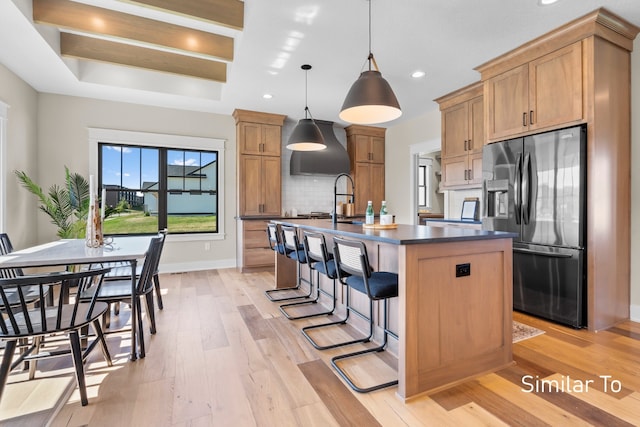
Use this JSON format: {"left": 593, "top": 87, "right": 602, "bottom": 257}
{"left": 441, "top": 154, "right": 469, "bottom": 188}
{"left": 528, "top": 41, "right": 583, "bottom": 131}
{"left": 486, "top": 64, "right": 529, "bottom": 140}
{"left": 468, "top": 152, "right": 483, "bottom": 185}
{"left": 442, "top": 103, "right": 468, "bottom": 157}
{"left": 370, "top": 136, "right": 385, "bottom": 164}
{"left": 354, "top": 162, "right": 371, "bottom": 214}
{"left": 353, "top": 135, "right": 371, "bottom": 163}
{"left": 261, "top": 156, "right": 282, "bottom": 215}
{"left": 261, "top": 124, "right": 282, "bottom": 157}
{"left": 370, "top": 163, "right": 385, "bottom": 212}
{"left": 238, "top": 123, "right": 263, "bottom": 155}
{"left": 468, "top": 96, "right": 484, "bottom": 153}
{"left": 239, "top": 155, "right": 263, "bottom": 215}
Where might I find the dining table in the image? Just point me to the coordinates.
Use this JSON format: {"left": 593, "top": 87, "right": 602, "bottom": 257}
{"left": 0, "top": 235, "right": 152, "bottom": 361}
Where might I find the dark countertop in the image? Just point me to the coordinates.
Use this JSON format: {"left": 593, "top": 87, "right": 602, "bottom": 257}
{"left": 272, "top": 218, "right": 516, "bottom": 245}
{"left": 424, "top": 218, "right": 482, "bottom": 225}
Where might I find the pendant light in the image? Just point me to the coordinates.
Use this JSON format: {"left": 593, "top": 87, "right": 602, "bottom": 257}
{"left": 287, "top": 64, "right": 326, "bottom": 151}
{"left": 339, "top": 0, "right": 401, "bottom": 125}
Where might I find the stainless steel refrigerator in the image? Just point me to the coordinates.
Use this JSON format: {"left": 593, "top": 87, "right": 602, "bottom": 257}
{"left": 482, "top": 125, "right": 587, "bottom": 328}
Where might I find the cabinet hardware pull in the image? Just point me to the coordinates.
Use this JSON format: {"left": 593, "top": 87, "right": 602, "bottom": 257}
{"left": 529, "top": 110, "right": 534, "bottom": 125}
{"left": 469, "top": 169, "right": 473, "bottom": 180}
{"left": 522, "top": 112, "right": 527, "bottom": 127}
{"left": 464, "top": 170, "right": 468, "bottom": 180}
{"left": 464, "top": 140, "right": 467, "bottom": 151}
{"left": 468, "top": 139, "right": 472, "bottom": 150}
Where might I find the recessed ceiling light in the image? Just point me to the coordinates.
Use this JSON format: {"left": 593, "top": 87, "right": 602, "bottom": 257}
{"left": 411, "top": 70, "right": 426, "bottom": 79}
{"left": 538, "top": 0, "right": 560, "bottom": 5}
{"left": 263, "top": 93, "right": 273, "bottom": 99}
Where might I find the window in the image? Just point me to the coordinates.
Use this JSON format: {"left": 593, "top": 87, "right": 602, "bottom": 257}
{"left": 417, "top": 157, "right": 433, "bottom": 209}
{"left": 89, "top": 129, "right": 225, "bottom": 238}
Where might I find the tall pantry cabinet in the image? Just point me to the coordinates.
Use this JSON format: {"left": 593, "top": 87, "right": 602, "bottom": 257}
{"left": 474, "top": 8, "right": 639, "bottom": 330}
{"left": 233, "top": 109, "right": 286, "bottom": 272}
{"left": 345, "top": 125, "right": 386, "bottom": 215}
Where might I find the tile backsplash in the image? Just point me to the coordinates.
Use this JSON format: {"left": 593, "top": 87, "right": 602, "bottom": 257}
{"left": 281, "top": 119, "right": 349, "bottom": 216}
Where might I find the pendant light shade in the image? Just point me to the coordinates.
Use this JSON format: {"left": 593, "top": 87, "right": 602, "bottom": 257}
{"left": 287, "top": 117, "right": 325, "bottom": 151}
{"left": 287, "top": 64, "right": 326, "bottom": 151}
{"left": 340, "top": 69, "right": 401, "bottom": 124}
{"left": 339, "top": 0, "right": 401, "bottom": 125}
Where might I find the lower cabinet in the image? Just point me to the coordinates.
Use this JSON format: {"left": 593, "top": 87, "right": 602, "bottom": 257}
{"left": 239, "top": 220, "right": 273, "bottom": 272}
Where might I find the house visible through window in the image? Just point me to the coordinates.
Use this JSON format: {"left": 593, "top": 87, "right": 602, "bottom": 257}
{"left": 99, "top": 143, "right": 219, "bottom": 235}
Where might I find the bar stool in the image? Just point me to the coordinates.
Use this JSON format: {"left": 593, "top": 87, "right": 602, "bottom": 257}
{"left": 301, "top": 235, "right": 378, "bottom": 351}
{"left": 280, "top": 231, "right": 339, "bottom": 320}
{"left": 264, "top": 224, "right": 313, "bottom": 303}
{"left": 330, "top": 236, "right": 399, "bottom": 393}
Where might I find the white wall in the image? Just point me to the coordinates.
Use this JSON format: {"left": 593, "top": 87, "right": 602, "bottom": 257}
{"left": 385, "top": 109, "right": 441, "bottom": 224}
{"left": 0, "top": 63, "right": 38, "bottom": 249}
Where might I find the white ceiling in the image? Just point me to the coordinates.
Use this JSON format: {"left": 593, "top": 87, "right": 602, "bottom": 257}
{"left": 1, "top": 0, "right": 640, "bottom": 127}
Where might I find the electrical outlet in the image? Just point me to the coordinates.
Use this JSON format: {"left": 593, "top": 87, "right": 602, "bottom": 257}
{"left": 455, "top": 263, "right": 470, "bottom": 277}
{"left": 204, "top": 242, "right": 211, "bottom": 251}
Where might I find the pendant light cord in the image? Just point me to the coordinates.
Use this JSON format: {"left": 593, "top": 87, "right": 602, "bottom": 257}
{"left": 366, "top": 0, "right": 379, "bottom": 72}
{"left": 304, "top": 67, "right": 308, "bottom": 119}
{"left": 302, "top": 64, "right": 314, "bottom": 120}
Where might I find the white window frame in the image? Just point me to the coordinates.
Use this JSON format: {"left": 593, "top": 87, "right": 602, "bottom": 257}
{"left": 88, "top": 128, "right": 225, "bottom": 242}
{"left": 0, "top": 101, "right": 8, "bottom": 233}
{"left": 418, "top": 157, "right": 433, "bottom": 210}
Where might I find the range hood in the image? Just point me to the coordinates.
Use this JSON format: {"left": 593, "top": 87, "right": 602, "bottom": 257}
{"left": 290, "top": 120, "right": 350, "bottom": 175}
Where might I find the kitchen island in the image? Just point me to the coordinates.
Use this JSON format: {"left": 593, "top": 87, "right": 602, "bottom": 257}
{"left": 273, "top": 219, "right": 516, "bottom": 400}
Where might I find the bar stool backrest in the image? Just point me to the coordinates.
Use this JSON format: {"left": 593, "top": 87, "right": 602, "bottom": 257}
{"left": 302, "top": 231, "right": 332, "bottom": 275}
{"left": 333, "top": 237, "right": 372, "bottom": 279}
{"left": 281, "top": 226, "right": 300, "bottom": 254}
{"left": 267, "top": 224, "right": 285, "bottom": 255}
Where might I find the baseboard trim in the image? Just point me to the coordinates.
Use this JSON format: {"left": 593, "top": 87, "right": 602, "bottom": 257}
{"left": 159, "top": 258, "right": 236, "bottom": 274}
{"left": 630, "top": 304, "right": 640, "bottom": 323}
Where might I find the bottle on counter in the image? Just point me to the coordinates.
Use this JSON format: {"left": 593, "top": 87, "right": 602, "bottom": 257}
{"left": 380, "top": 200, "right": 388, "bottom": 216}
{"left": 366, "top": 200, "right": 374, "bottom": 225}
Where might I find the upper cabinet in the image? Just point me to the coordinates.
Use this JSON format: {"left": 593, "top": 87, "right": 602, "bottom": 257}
{"left": 237, "top": 122, "right": 282, "bottom": 156}
{"left": 346, "top": 125, "right": 386, "bottom": 214}
{"left": 435, "top": 82, "right": 484, "bottom": 189}
{"left": 351, "top": 132, "right": 385, "bottom": 164}
{"left": 484, "top": 42, "right": 583, "bottom": 141}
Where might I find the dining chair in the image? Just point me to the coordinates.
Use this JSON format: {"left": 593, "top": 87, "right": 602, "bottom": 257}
{"left": 102, "top": 229, "right": 167, "bottom": 311}
{"left": 0, "top": 267, "right": 113, "bottom": 406}
{"left": 78, "top": 236, "right": 163, "bottom": 359}
{"left": 0, "top": 233, "right": 24, "bottom": 279}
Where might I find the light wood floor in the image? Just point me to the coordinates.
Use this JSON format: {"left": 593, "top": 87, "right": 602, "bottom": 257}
{"left": 3, "top": 268, "right": 640, "bottom": 426}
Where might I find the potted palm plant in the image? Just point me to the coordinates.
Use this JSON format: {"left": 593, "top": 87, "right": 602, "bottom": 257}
{"left": 15, "top": 167, "right": 91, "bottom": 238}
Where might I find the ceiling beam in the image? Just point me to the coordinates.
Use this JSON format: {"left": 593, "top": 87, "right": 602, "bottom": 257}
{"left": 34, "top": 0, "right": 234, "bottom": 61}
{"left": 123, "top": 0, "right": 244, "bottom": 30}
{"left": 61, "top": 33, "right": 227, "bottom": 82}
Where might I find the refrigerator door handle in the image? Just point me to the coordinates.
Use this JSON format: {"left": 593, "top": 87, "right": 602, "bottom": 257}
{"left": 522, "top": 153, "right": 531, "bottom": 224}
{"left": 514, "top": 248, "right": 573, "bottom": 258}
{"left": 514, "top": 153, "right": 522, "bottom": 225}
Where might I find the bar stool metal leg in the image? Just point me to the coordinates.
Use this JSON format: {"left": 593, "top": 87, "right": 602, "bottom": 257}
{"left": 264, "top": 224, "right": 314, "bottom": 302}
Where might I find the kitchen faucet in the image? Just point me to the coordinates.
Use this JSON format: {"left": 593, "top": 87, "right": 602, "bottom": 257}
{"left": 333, "top": 173, "right": 355, "bottom": 224}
